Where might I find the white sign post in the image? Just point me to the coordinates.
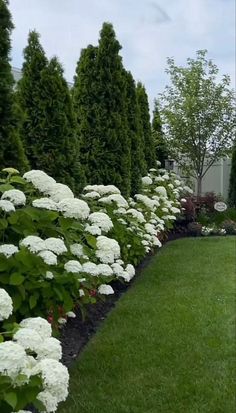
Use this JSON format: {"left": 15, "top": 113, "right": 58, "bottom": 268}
{"left": 214, "top": 202, "right": 227, "bottom": 212}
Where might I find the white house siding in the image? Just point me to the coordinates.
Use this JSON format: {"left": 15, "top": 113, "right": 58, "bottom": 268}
{"left": 173, "top": 158, "right": 232, "bottom": 200}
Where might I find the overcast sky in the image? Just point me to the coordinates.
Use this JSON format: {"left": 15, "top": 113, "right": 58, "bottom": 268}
{"left": 9, "top": 0, "right": 235, "bottom": 112}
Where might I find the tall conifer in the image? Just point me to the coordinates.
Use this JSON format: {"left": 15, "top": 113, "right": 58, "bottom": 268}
{"left": 73, "top": 23, "right": 131, "bottom": 196}
{"left": 17, "top": 32, "right": 84, "bottom": 192}
{"left": 136, "top": 82, "right": 155, "bottom": 170}
{"left": 124, "top": 71, "right": 145, "bottom": 194}
{"left": 152, "top": 100, "right": 168, "bottom": 167}
{"left": 0, "top": 0, "right": 28, "bottom": 171}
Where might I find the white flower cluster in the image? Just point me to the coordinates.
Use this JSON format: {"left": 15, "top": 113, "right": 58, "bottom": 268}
{"left": 0, "top": 243, "right": 19, "bottom": 258}
{"left": 0, "top": 288, "right": 13, "bottom": 320}
{"left": 88, "top": 212, "right": 113, "bottom": 233}
{"left": 2, "top": 189, "right": 26, "bottom": 206}
{"left": 20, "top": 236, "right": 67, "bottom": 257}
{"left": 0, "top": 316, "right": 68, "bottom": 413}
{"left": 96, "top": 236, "right": 120, "bottom": 264}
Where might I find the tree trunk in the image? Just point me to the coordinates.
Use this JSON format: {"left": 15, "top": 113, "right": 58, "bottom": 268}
{"left": 197, "top": 176, "right": 202, "bottom": 198}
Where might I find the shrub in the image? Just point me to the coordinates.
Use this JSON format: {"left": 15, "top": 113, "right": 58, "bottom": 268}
{"left": 221, "top": 220, "right": 236, "bottom": 235}
{"left": 187, "top": 222, "right": 202, "bottom": 236}
{"left": 0, "top": 164, "right": 189, "bottom": 412}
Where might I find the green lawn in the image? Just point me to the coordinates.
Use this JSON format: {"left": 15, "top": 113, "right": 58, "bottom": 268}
{"left": 58, "top": 237, "right": 236, "bottom": 413}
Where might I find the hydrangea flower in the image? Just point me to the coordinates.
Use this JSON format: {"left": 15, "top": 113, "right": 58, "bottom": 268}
{"left": 0, "top": 199, "right": 15, "bottom": 212}
{"left": 145, "top": 223, "right": 156, "bottom": 235}
{"left": 126, "top": 208, "right": 146, "bottom": 223}
{"left": 44, "top": 238, "right": 67, "bottom": 255}
{"left": 66, "top": 311, "right": 76, "bottom": 318}
{"left": 20, "top": 235, "right": 45, "bottom": 253}
{"left": 82, "top": 262, "right": 98, "bottom": 276}
{"left": 45, "top": 271, "right": 54, "bottom": 279}
{"left": 98, "top": 284, "right": 114, "bottom": 295}
{"left": 38, "top": 250, "right": 58, "bottom": 266}
{"left": 37, "top": 391, "right": 58, "bottom": 413}
{"left": 70, "top": 243, "right": 88, "bottom": 259}
{"left": 85, "top": 224, "right": 101, "bottom": 236}
{"left": 37, "top": 358, "right": 69, "bottom": 402}
{"left": 2, "top": 189, "right": 26, "bottom": 206}
{"left": 64, "top": 260, "right": 82, "bottom": 273}
{"left": 96, "top": 264, "right": 113, "bottom": 277}
{"left": 48, "top": 183, "right": 74, "bottom": 202}
{"left": 0, "top": 288, "right": 13, "bottom": 320}
{"left": 0, "top": 341, "right": 27, "bottom": 379}
{"left": 111, "top": 263, "right": 125, "bottom": 277}
{"left": 58, "top": 198, "right": 90, "bottom": 220}
{"left": 135, "top": 194, "right": 158, "bottom": 210}
{"left": 23, "top": 170, "right": 56, "bottom": 194}
{"left": 141, "top": 176, "right": 153, "bottom": 185}
{"left": 88, "top": 212, "right": 113, "bottom": 233}
{"left": 36, "top": 337, "right": 62, "bottom": 361}
{"left": 96, "top": 236, "right": 120, "bottom": 264}
{"left": 99, "top": 194, "right": 128, "bottom": 208}
{"left": 125, "top": 264, "right": 135, "bottom": 279}
{"left": 84, "top": 184, "right": 120, "bottom": 195}
{"left": 19, "top": 317, "right": 52, "bottom": 340}
{"left": 83, "top": 191, "right": 100, "bottom": 199}
{"left": 13, "top": 328, "right": 43, "bottom": 352}
{"left": 171, "top": 206, "right": 181, "bottom": 214}
{"left": 155, "top": 186, "right": 167, "bottom": 197}
{"left": 0, "top": 244, "right": 19, "bottom": 258}
{"left": 32, "top": 198, "right": 58, "bottom": 211}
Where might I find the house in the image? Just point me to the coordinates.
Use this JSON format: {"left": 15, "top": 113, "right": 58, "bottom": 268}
{"left": 166, "top": 158, "right": 232, "bottom": 200}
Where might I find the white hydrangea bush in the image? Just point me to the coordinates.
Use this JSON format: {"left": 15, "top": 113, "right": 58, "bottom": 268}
{"left": 0, "top": 299, "right": 68, "bottom": 413}
{"left": 0, "top": 166, "right": 188, "bottom": 326}
{"left": 0, "top": 165, "right": 190, "bottom": 412}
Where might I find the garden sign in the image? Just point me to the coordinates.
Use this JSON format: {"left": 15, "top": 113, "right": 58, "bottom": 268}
{"left": 214, "top": 201, "right": 227, "bottom": 212}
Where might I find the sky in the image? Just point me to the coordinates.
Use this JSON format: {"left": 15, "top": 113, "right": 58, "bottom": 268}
{"left": 9, "top": 0, "right": 235, "bottom": 112}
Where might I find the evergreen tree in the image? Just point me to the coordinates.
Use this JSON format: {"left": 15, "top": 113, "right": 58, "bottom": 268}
{"left": 73, "top": 23, "right": 131, "bottom": 196}
{"left": 73, "top": 45, "right": 101, "bottom": 184}
{"left": 0, "top": 0, "right": 28, "bottom": 171}
{"left": 124, "top": 71, "right": 145, "bottom": 195}
{"left": 228, "top": 144, "right": 236, "bottom": 207}
{"left": 17, "top": 30, "right": 48, "bottom": 165}
{"left": 152, "top": 100, "right": 168, "bottom": 167}
{"left": 136, "top": 82, "right": 156, "bottom": 170}
{"left": 17, "top": 32, "right": 84, "bottom": 192}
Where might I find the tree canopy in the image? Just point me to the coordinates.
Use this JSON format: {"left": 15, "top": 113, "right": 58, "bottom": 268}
{"left": 159, "top": 50, "right": 235, "bottom": 195}
{"left": 0, "top": 0, "right": 28, "bottom": 171}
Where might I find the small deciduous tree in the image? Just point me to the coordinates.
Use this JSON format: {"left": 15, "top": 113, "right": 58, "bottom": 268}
{"left": 228, "top": 144, "right": 236, "bottom": 207}
{"left": 0, "top": 0, "right": 28, "bottom": 171}
{"left": 159, "top": 50, "right": 235, "bottom": 196}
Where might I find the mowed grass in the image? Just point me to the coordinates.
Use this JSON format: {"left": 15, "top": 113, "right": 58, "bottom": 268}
{"left": 58, "top": 237, "right": 236, "bottom": 413}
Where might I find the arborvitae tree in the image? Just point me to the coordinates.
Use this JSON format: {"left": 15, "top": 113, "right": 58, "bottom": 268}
{"left": 17, "top": 32, "right": 84, "bottom": 192}
{"left": 0, "top": 0, "right": 28, "bottom": 171}
{"left": 73, "top": 23, "right": 131, "bottom": 196}
{"left": 17, "top": 30, "right": 48, "bottom": 165}
{"left": 124, "top": 70, "right": 145, "bottom": 195}
{"left": 152, "top": 99, "right": 169, "bottom": 168}
{"left": 136, "top": 82, "right": 156, "bottom": 171}
{"left": 228, "top": 145, "right": 236, "bottom": 207}
{"left": 37, "top": 58, "right": 84, "bottom": 192}
{"left": 73, "top": 45, "right": 101, "bottom": 184}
